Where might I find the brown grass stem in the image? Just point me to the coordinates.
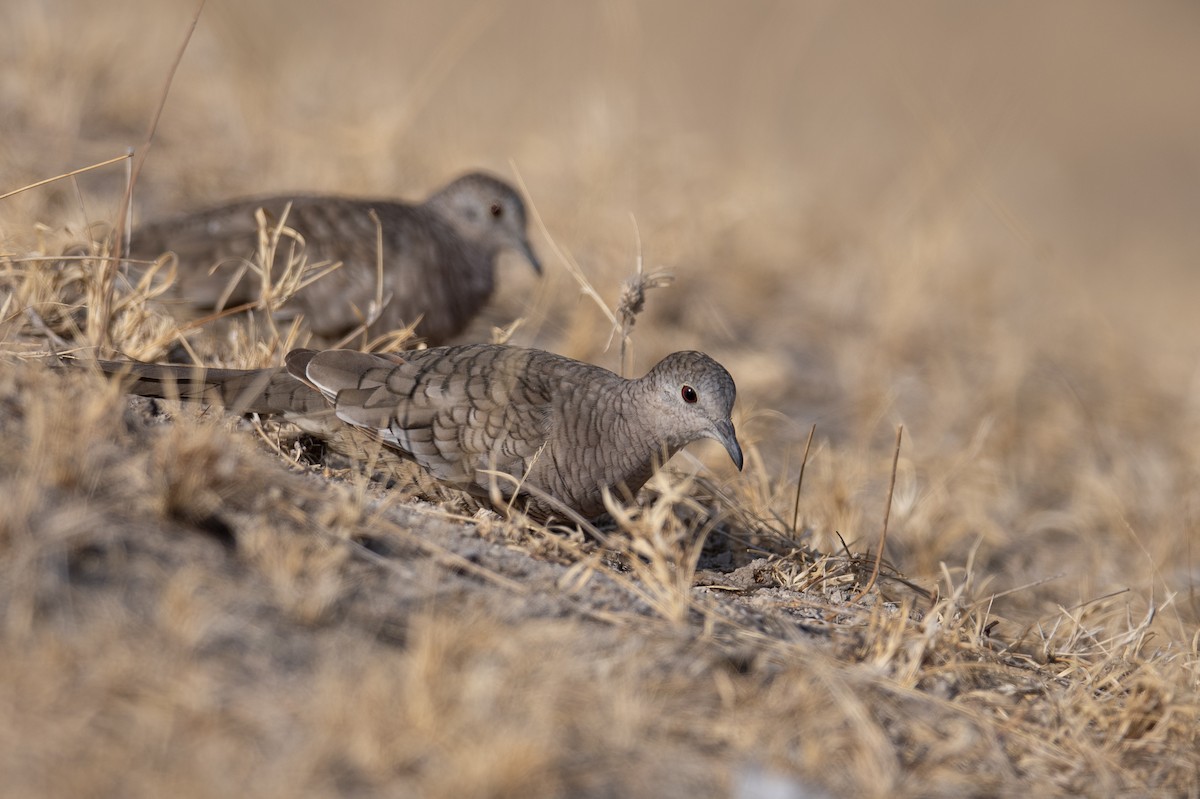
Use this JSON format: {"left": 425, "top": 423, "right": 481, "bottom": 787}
{"left": 790, "top": 422, "right": 817, "bottom": 533}
{"left": 96, "top": 0, "right": 207, "bottom": 353}
{"left": 851, "top": 424, "right": 903, "bottom": 603}
{"left": 0, "top": 154, "right": 132, "bottom": 202}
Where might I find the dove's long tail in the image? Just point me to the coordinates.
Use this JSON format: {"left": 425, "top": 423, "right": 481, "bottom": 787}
{"left": 84, "top": 352, "right": 325, "bottom": 416}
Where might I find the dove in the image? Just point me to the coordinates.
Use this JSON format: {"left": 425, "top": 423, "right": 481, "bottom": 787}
{"left": 125, "top": 172, "right": 541, "bottom": 344}
{"left": 90, "top": 345, "right": 742, "bottom": 520}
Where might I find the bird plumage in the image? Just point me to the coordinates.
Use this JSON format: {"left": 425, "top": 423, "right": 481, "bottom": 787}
{"left": 88, "top": 345, "right": 742, "bottom": 520}
{"left": 125, "top": 172, "right": 541, "bottom": 344}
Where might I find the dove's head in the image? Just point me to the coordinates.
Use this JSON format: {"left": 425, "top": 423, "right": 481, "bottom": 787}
{"left": 645, "top": 351, "right": 743, "bottom": 471}
{"left": 428, "top": 172, "right": 542, "bottom": 275}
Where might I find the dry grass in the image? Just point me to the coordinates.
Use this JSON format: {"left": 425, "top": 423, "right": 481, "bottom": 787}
{"left": 2, "top": 2, "right": 1200, "bottom": 797}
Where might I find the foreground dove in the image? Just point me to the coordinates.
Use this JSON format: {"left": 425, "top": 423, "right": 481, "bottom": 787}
{"left": 126, "top": 172, "right": 541, "bottom": 344}
{"left": 94, "top": 345, "right": 743, "bottom": 520}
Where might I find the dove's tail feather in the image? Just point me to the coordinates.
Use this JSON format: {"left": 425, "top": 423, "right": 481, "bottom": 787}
{"left": 84, "top": 354, "right": 326, "bottom": 416}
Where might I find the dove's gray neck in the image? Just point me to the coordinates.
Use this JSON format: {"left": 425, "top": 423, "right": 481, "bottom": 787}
{"left": 616, "top": 371, "right": 684, "bottom": 469}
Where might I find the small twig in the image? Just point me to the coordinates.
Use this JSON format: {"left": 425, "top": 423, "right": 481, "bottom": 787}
{"left": 851, "top": 424, "right": 903, "bottom": 603}
{"left": 790, "top": 423, "right": 817, "bottom": 533}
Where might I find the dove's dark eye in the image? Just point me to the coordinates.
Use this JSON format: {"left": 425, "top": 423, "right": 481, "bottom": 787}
{"left": 681, "top": 385, "right": 697, "bottom": 404}
{"left": 490, "top": 202, "right": 503, "bottom": 218}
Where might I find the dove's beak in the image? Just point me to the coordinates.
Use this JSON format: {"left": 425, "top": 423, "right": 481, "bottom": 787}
{"left": 516, "top": 238, "right": 542, "bottom": 276}
{"left": 714, "top": 418, "right": 744, "bottom": 471}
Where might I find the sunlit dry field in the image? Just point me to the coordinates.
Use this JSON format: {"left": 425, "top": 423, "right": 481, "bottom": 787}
{"left": 2, "top": 2, "right": 1199, "bottom": 796}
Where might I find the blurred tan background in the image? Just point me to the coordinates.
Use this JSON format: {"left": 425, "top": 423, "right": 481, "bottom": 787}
{"left": 3, "top": 0, "right": 1199, "bottom": 613}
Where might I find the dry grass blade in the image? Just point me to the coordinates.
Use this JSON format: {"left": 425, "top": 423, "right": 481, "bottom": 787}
{"left": 326, "top": 208, "right": 415, "bottom": 353}
{"left": 600, "top": 471, "right": 715, "bottom": 625}
{"left": 790, "top": 422, "right": 817, "bottom": 533}
{"left": 612, "top": 215, "right": 674, "bottom": 375}
{"left": 509, "top": 163, "right": 619, "bottom": 330}
{"left": 0, "top": 154, "right": 132, "bottom": 202}
{"left": 97, "top": 0, "right": 207, "bottom": 353}
{"left": 851, "top": 425, "right": 903, "bottom": 604}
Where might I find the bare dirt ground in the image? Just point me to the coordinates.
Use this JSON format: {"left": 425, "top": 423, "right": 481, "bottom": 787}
{"left": 2, "top": 2, "right": 1199, "bottom": 797}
